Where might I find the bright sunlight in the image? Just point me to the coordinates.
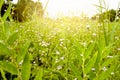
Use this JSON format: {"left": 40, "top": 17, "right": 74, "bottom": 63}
{"left": 13, "top": 0, "right": 120, "bottom": 18}
{"left": 40, "top": 0, "right": 120, "bottom": 18}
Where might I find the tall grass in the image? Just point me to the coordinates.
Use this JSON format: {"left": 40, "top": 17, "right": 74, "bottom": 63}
{"left": 0, "top": 0, "right": 120, "bottom": 80}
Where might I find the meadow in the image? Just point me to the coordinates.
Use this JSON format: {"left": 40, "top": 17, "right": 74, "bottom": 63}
{"left": 0, "top": 1, "right": 120, "bottom": 79}
{"left": 0, "top": 15, "right": 120, "bottom": 80}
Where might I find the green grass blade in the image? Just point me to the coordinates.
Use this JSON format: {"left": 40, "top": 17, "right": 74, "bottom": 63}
{"left": 93, "top": 4, "right": 106, "bottom": 10}
{"left": 94, "top": 64, "right": 116, "bottom": 80}
{"left": 101, "top": 60, "right": 113, "bottom": 69}
{"left": 0, "top": 0, "right": 4, "bottom": 10}
{"left": 97, "top": 38, "right": 106, "bottom": 53}
{"left": 70, "top": 63, "right": 82, "bottom": 80}
{"left": 21, "top": 53, "right": 31, "bottom": 80}
{"left": 3, "top": 22, "right": 11, "bottom": 39}
{"left": 84, "top": 43, "right": 95, "bottom": 60}
{"left": 101, "top": 44, "right": 113, "bottom": 58}
{"left": 84, "top": 52, "right": 98, "bottom": 74}
{"left": 0, "top": 61, "right": 18, "bottom": 75}
{"left": 34, "top": 68, "right": 43, "bottom": 80}
{"left": 0, "top": 42, "right": 11, "bottom": 56}
{"left": 17, "top": 41, "right": 30, "bottom": 64}
{"left": 2, "top": 4, "right": 12, "bottom": 21}
{"left": 109, "top": 23, "right": 118, "bottom": 43}
{"left": 101, "top": 56, "right": 117, "bottom": 68}
{"left": 7, "top": 32, "right": 19, "bottom": 45}
{"left": 0, "top": 68, "right": 7, "bottom": 80}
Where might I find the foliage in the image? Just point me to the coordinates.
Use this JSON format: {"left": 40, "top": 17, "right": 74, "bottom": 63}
{"left": 116, "top": 8, "right": 120, "bottom": 20}
{"left": 99, "top": 9, "right": 116, "bottom": 22}
{"left": 0, "top": 0, "right": 44, "bottom": 22}
{"left": 17, "top": 0, "right": 44, "bottom": 21}
{"left": 0, "top": 0, "right": 120, "bottom": 80}
{"left": 91, "top": 9, "right": 117, "bottom": 22}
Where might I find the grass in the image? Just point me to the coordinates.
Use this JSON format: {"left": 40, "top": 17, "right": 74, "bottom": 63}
{"left": 0, "top": 17, "right": 120, "bottom": 80}
{"left": 0, "top": 1, "right": 120, "bottom": 80}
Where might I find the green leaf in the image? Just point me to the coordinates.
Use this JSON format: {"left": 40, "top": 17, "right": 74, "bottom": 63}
{"left": 21, "top": 53, "right": 31, "bottom": 80}
{"left": 17, "top": 41, "right": 30, "bottom": 64}
{"left": 101, "top": 43, "right": 114, "bottom": 59}
{"left": 101, "top": 56, "right": 117, "bottom": 68}
{"left": 70, "top": 63, "right": 82, "bottom": 80}
{"left": 0, "top": 42, "right": 11, "bottom": 56}
{"left": 94, "top": 64, "right": 116, "bottom": 80}
{"left": 84, "top": 43, "right": 95, "bottom": 60}
{"left": 2, "top": 4, "right": 12, "bottom": 21}
{"left": 97, "top": 38, "right": 106, "bottom": 54}
{"left": 7, "top": 32, "right": 19, "bottom": 45}
{"left": 4, "top": 22, "right": 11, "bottom": 39}
{"left": 13, "top": 78, "right": 19, "bottom": 80}
{"left": 109, "top": 22, "right": 118, "bottom": 43}
{"left": 84, "top": 52, "right": 98, "bottom": 74}
{"left": 34, "top": 68, "right": 43, "bottom": 80}
{"left": 0, "top": 68, "right": 7, "bottom": 80}
{"left": 0, "top": 0, "right": 4, "bottom": 10}
{"left": 93, "top": 4, "right": 106, "bottom": 10}
{"left": 0, "top": 61, "right": 18, "bottom": 75}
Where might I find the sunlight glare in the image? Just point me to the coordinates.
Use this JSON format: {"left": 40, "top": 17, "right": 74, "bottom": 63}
{"left": 40, "top": 0, "right": 120, "bottom": 18}
{"left": 12, "top": 0, "right": 120, "bottom": 18}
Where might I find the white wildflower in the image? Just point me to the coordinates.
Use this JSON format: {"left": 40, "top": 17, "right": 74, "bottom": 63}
{"left": 60, "top": 42, "right": 64, "bottom": 46}
{"left": 55, "top": 59, "right": 59, "bottom": 63}
{"left": 42, "top": 51, "right": 45, "bottom": 55}
{"left": 60, "top": 38, "right": 64, "bottom": 42}
{"left": 93, "top": 33, "right": 97, "bottom": 37}
{"left": 63, "top": 46, "right": 67, "bottom": 50}
{"left": 102, "top": 66, "right": 107, "bottom": 71}
{"left": 40, "top": 41, "right": 50, "bottom": 47}
{"left": 107, "top": 56, "right": 113, "bottom": 58}
{"left": 19, "top": 26, "right": 24, "bottom": 28}
{"left": 60, "top": 56, "right": 64, "bottom": 60}
{"left": 80, "top": 54, "right": 83, "bottom": 57}
{"left": 74, "top": 78, "right": 78, "bottom": 80}
{"left": 56, "top": 51, "right": 60, "bottom": 55}
{"left": 19, "top": 60, "right": 23, "bottom": 65}
{"left": 91, "top": 68, "right": 95, "bottom": 71}
{"left": 33, "top": 61, "right": 36, "bottom": 64}
{"left": 111, "top": 72, "right": 114, "bottom": 75}
{"left": 86, "top": 24, "right": 90, "bottom": 29}
{"left": 116, "top": 16, "right": 119, "bottom": 20}
{"left": 82, "top": 42, "right": 86, "bottom": 47}
{"left": 39, "top": 42, "right": 41, "bottom": 46}
{"left": 57, "top": 65, "right": 62, "bottom": 70}
{"left": 90, "top": 40, "right": 94, "bottom": 43}
{"left": 4, "top": 9, "right": 7, "bottom": 11}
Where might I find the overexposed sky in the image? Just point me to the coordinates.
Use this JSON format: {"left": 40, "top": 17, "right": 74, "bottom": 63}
{"left": 40, "top": 0, "right": 120, "bottom": 18}
{"left": 13, "top": 0, "right": 120, "bottom": 18}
